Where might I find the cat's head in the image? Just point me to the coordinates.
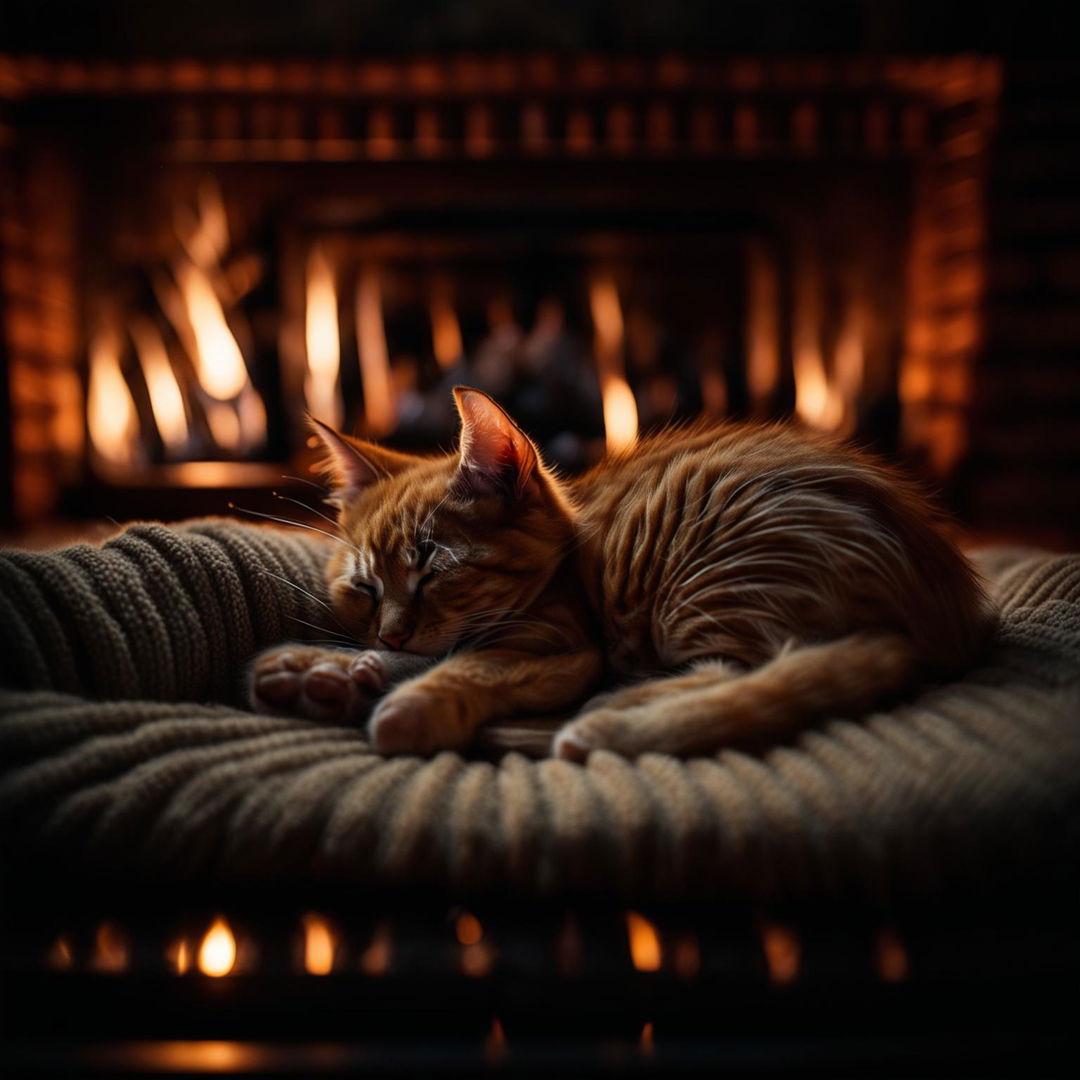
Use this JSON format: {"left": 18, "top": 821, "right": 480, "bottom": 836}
{"left": 313, "top": 388, "right": 575, "bottom": 655}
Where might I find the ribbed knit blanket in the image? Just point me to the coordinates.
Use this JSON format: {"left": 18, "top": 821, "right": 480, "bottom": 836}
{"left": 1, "top": 519, "right": 1078, "bottom": 901}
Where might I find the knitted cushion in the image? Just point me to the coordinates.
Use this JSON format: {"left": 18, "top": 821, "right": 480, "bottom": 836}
{"left": 1, "top": 520, "right": 1078, "bottom": 901}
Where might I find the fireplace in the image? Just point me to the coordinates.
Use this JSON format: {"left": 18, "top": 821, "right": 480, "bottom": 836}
{"left": 0, "top": 54, "right": 1000, "bottom": 530}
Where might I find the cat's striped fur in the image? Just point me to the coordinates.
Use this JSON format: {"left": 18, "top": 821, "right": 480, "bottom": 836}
{"left": 251, "top": 388, "right": 991, "bottom": 759}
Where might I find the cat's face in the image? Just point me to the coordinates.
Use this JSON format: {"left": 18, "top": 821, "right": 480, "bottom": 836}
{"left": 318, "top": 389, "right": 575, "bottom": 656}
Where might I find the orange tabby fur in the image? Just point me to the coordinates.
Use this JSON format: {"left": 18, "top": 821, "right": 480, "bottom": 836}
{"left": 251, "top": 388, "right": 991, "bottom": 760}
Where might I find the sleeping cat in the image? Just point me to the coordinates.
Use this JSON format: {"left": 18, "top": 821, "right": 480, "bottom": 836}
{"left": 250, "top": 387, "right": 990, "bottom": 760}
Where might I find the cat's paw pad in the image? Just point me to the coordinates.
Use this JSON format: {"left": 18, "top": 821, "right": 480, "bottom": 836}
{"left": 349, "top": 651, "right": 389, "bottom": 694}
{"left": 369, "top": 690, "right": 468, "bottom": 755}
{"left": 552, "top": 708, "right": 624, "bottom": 762}
{"left": 251, "top": 646, "right": 376, "bottom": 722}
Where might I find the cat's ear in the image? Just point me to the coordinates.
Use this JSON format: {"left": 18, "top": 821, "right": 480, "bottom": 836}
{"left": 452, "top": 387, "right": 539, "bottom": 499}
{"left": 309, "top": 417, "right": 416, "bottom": 508}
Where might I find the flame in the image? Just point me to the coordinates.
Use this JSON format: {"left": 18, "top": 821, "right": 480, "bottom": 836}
{"left": 793, "top": 245, "right": 843, "bottom": 431}
{"left": 44, "top": 935, "right": 74, "bottom": 971}
{"left": 745, "top": 239, "right": 780, "bottom": 411}
{"left": 198, "top": 916, "right": 236, "bottom": 977}
{"left": 640, "top": 1021, "right": 655, "bottom": 1057}
{"left": 177, "top": 179, "right": 230, "bottom": 270}
{"left": 874, "top": 927, "right": 910, "bottom": 982}
{"left": 88, "top": 324, "right": 139, "bottom": 467}
{"left": 457, "top": 911, "right": 494, "bottom": 977}
{"left": 166, "top": 937, "right": 191, "bottom": 975}
{"left": 484, "top": 1018, "right": 506, "bottom": 1064}
{"left": 304, "top": 246, "right": 342, "bottom": 428}
{"left": 175, "top": 263, "right": 249, "bottom": 401}
{"left": 130, "top": 317, "right": 189, "bottom": 451}
{"left": 355, "top": 266, "right": 396, "bottom": 437}
{"left": 91, "top": 921, "right": 130, "bottom": 973}
{"left": 301, "top": 912, "right": 337, "bottom": 976}
{"left": 626, "top": 911, "right": 662, "bottom": 972}
{"left": 430, "top": 281, "right": 464, "bottom": 370}
{"left": 759, "top": 921, "right": 801, "bottom": 985}
{"left": 360, "top": 920, "right": 392, "bottom": 976}
{"left": 589, "top": 275, "right": 638, "bottom": 453}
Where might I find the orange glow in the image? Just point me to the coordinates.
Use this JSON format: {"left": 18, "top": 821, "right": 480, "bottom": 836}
{"left": 44, "top": 935, "right": 74, "bottom": 971}
{"left": 455, "top": 911, "right": 483, "bottom": 947}
{"left": 360, "top": 920, "right": 392, "bottom": 976}
{"left": 640, "top": 1021, "right": 655, "bottom": 1057}
{"left": 302, "top": 912, "right": 337, "bottom": 976}
{"left": 484, "top": 1018, "right": 506, "bottom": 1064}
{"left": 745, "top": 240, "right": 780, "bottom": 411}
{"left": 166, "top": 937, "right": 191, "bottom": 975}
{"left": 355, "top": 265, "right": 397, "bottom": 437}
{"left": 87, "top": 325, "right": 139, "bottom": 467}
{"left": 760, "top": 921, "right": 801, "bottom": 985}
{"left": 456, "top": 912, "right": 494, "bottom": 977}
{"left": 130, "top": 317, "right": 189, "bottom": 451}
{"left": 793, "top": 246, "right": 843, "bottom": 432}
{"left": 589, "top": 275, "right": 638, "bottom": 453}
{"left": 673, "top": 934, "right": 701, "bottom": 978}
{"left": 626, "top": 911, "right": 662, "bottom": 972}
{"left": 304, "top": 246, "right": 342, "bottom": 428}
{"left": 430, "top": 281, "right": 464, "bottom": 370}
{"left": 91, "top": 921, "right": 130, "bottom": 973}
{"left": 203, "top": 400, "right": 242, "bottom": 450}
{"left": 874, "top": 928, "right": 910, "bottom": 983}
{"left": 198, "top": 916, "right": 237, "bottom": 977}
{"left": 175, "top": 263, "right": 249, "bottom": 401}
{"left": 178, "top": 179, "right": 230, "bottom": 269}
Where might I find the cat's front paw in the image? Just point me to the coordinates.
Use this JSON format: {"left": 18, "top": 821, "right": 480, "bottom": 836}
{"left": 251, "top": 646, "right": 382, "bottom": 722}
{"left": 368, "top": 687, "right": 472, "bottom": 755}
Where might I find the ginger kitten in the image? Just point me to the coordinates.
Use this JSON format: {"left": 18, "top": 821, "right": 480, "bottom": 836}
{"left": 251, "top": 388, "right": 990, "bottom": 760}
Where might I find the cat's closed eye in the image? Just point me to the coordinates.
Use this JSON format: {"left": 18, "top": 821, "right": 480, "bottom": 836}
{"left": 351, "top": 578, "right": 377, "bottom": 598}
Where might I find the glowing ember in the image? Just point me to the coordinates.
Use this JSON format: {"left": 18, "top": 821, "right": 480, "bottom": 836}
{"left": 455, "top": 911, "right": 483, "bottom": 947}
{"left": 430, "top": 280, "right": 464, "bottom": 370}
{"left": 626, "top": 911, "right": 662, "bottom": 972}
{"left": 589, "top": 275, "right": 638, "bottom": 453}
{"left": 759, "top": 921, "right": 801, "bottom": 985}
{"left": 198, "top": 916, "right": 237, "bottom": 977}
{"left": 456, "top": 911, "right": 494, "bottom": 977}
{"left": 874, "top": 927, "right": 910, "bottom": 983}
{"left": 130, "top": 317, "right": 189, "bottom": 451}
{"left": 304, "top": 246, "right": 343, "bottom": 428}
{"left": 360, "top": 920, "right": 392, "bottom": 976}
{"left": 175, "top": 263, "right": 249, "bottom": 401}
{"left": 355, "top": 266, "right": 397, "bottom": 437}
{"left": 87, "top": 325, "right": 139, "bottom": 467}
{"left": 484, "top": 1017, "right": 506, "bottom": 1064}
{"left": 301, "top": 912, "right": 337, "bottom": 976}
{"left": 44, "top": 935, "right": 74, "bottom": 971}
{"left": 91, "top": 921, "right": 130, "bottom": 973}
{"left": 745, "top": 239, "right": 780, "bottom": 412}
{"left": 640, "top": 1021, "right": 656, "bottom": 1057}
{"left": 166, "top": 937, "right": 191, "bottom": 975}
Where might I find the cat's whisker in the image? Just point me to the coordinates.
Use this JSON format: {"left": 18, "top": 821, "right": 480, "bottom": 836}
{"left": 256, "top": 569, "right": 341, "bottom": 620}
{"left": 228, "top": 503, "right": 358, "bottom": 552}
{"left": 287, "top": 614, "right": 356, "bottom": 643}
{"left": 271, "top": 490, "right": 344, "bottom": 531}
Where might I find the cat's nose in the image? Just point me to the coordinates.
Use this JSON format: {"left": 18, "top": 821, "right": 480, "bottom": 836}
{"left": 378, "top": 629, "right": 412, "bottom": 651}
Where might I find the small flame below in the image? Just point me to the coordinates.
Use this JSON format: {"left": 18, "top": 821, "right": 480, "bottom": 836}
{"left": 44, "top": 935, "right": 74, "bottom": 971}
{"left": 91, "top": 921, "right": 130, "bottom": 973}
{"left": 430, "top": 280, "right": 464, "bottom": 370}
{"left": 874, "top": 927, "right": 910, "bottom": 983}
{"left": 356, "top": 266, "right": 397, "bottom": 437}
{"left": 759, "top": 921, "right": 801, "bottom": 986}
{"left": 589, "top": 275, "right": 638, "bottom": 453}
{"left": 198, "top": 916, "right": 237, "bottom": 977}
{"left": 302, "top": 912, "right": 337, "bottom": 976}
{"left": 360, "top": 920, "right": 392, "bottom": 976}
{"left": 485, "top": 1017, "right": 507, "bottom": 1064}
{"left": 626, "top": 911, "right": 662, "bottom": 972}
{"left": 304, "top": 246, "right": 342, "bottom": 429}
{"left": 456, "top": 911, "right": 494, "bottom": 977}
{"left": 166, "top": 937, "right": 191, "bottom": 975}
{"left": 88, "top": 325, "right": 139, "bottom": 467}
{"left": 640, "top": 1021, "right": 656, "bottom": 1057}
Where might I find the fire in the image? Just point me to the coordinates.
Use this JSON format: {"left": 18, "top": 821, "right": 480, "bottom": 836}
{"left": 430, "top": 279, "right": 464, "bottom": 370}
{"left": 640, "top": 1021, "right": 655, "bottom": 1057}
{"left": 874, "top": 927, "right": 909, "bottom": 982}
{"left": 355, "top": 265, "right": 397, "bottom": 437}
{"left": 456, "top": 910, "right": 494, "bottom": 977}
{"left": 301, "top": 912, "right": 337, "bottom": 976}
{"left": 484, "top": 1018, "right": 506, "bottom": 1064}
{"left": 793, "top": 245, "right": 843, "bottom": 432}
{"left": 759, "top": 921, "right": 801, "bottom": 985}
{"left": 91, "top": 921, "right": 130, "bottom": 973}
{"left": 87, "top": 324, "right": 139, "bottom": 467}
{"left": 130, "top": 317, "right": 189, "bottom": 451}
{"left": 175, "top": 264, "right": 249, "bottom": 402}
{"left": 166, "top": 937, "right": 191, "bottom": 975}
{"left": 626, "top": 911, "right": 662, "bottom": 972}
{"left": 360, "top": 920, "right": 392, "bottom": 976}
{"left": 589, "top": 275, "right": 638, "bottom": 453}
{"left": 197, "top": 915, "right": 237, "bottom": 977}
{"left": 745, "top": 239, "right": 781, "bottom": 412}
{"left": 304, "top": 246, "right": 343, "bottom": 428}
{"left": 44, "top": 935, "right": 74, "bottom": 971}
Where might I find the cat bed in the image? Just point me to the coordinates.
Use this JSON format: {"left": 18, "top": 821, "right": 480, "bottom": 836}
{"left": 1, "top": 519, "right": 1078, "bottom": 902}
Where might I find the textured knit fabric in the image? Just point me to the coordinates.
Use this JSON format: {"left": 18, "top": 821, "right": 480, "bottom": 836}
{"left": 1, "top": 520, "right": 1078, "bottom": 901}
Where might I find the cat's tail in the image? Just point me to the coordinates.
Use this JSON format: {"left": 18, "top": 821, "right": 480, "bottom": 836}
{"left": 553, "top": 632, "right": 919, "bottom": 760}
